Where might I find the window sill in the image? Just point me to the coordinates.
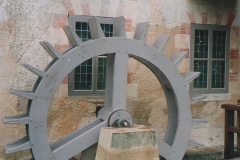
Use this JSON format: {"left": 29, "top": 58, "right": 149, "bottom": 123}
{"left": 202, "top": 93, "right": 231, "bottom": 102}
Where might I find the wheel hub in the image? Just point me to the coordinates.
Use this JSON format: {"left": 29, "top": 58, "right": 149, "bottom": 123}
{"left": 107, "top": 109, "right": 132, "bottom": 128}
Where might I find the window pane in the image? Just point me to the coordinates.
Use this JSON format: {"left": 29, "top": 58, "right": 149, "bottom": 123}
{"left": 212, "top": 30, "right": 226, "bottom": 59}
{"left": 211, "top": 60, "right": 225, "bottom": 88}
{"left": 97, "top": 56, "right": 107, "bottom": 90}
{"left": 101, "top": 24, "right": 113, "bottom": 37}
{"left": 75, "top": 22, "right": 92, "bottom": 91}
{"left": 193, "top": 60, "right": 208, "bottom": 88}
{"left": 74, "top": 59, "right": 93, "bottom": 90}
{"left": 194, "top": 30, "right": 208, "bottom": 58}
{"left": 76, "top": 22, "right": 91, "bottom": 41}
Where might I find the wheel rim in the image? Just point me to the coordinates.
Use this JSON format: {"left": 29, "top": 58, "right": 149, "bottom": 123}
{"left": 27, "top": 38, "right": 191, "bottom": 160}
{"left": 4, "top": 17, "right": 205, "bottom": 160}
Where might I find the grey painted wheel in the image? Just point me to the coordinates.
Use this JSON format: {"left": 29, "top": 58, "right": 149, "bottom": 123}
{"left": 3, "top": 17, "right": 206, "bottom": 160}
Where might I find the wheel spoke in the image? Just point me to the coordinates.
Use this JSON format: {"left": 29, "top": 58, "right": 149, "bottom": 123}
{"left": 104, "top": 52, "right": 128, "bottom": 111}
{"left": 51, "top": 118, "right": 107, "bottom": 160}
{"left": 157, "top": 139, "right": 173, "bottom": 159}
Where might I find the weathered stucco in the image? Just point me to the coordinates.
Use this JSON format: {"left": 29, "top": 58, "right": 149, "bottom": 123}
{"left": 0, "top": 0, "right": 239, "bottom": 159}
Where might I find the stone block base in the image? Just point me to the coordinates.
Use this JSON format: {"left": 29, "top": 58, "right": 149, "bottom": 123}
{"left": 95, "top": 125, "right": 159, "bottom": 160}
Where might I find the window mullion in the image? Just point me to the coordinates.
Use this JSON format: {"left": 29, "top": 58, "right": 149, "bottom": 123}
{"left": 208, "top": 28, "right": 213, "bottom": 93}
{"left": 225, "top": 28, "right": 230, "bottom": 91}
{"left": 189, "top": 28, "right": 195, "bottom": 90}
{"left": 92, "top": 57, "right": 97, "bottom": 94}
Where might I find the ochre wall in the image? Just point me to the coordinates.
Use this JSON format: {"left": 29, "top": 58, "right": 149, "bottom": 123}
{"left": 0, "top": 0, "right": 239, "bottom": 159}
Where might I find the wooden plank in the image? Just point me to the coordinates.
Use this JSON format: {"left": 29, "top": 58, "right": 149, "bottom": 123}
{"left": 237, "top": 111, "right": 240, "bottom": 153}
{"left": 228, "top": 126, "right": 240, "bottom": 134}
{"left": 221, "top": 104, "right": 240, "bottom": 111}
{"left": 224, "top": 110, "right": 235, "bottom": 159}
{"left": 227, "top": 126, "right": 240, "bottom": 134}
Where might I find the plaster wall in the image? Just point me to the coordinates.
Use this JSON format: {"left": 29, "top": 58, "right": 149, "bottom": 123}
{"left": 0, "top": 0, "right": 239, "bottom": 159}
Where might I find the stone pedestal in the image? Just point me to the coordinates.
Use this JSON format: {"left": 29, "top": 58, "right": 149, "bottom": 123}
{"left": 95, "top": 125, "right": 159, "bottom": 160}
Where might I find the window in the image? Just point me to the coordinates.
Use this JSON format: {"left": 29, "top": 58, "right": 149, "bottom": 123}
{"left": 68, "top": 15, "right": 113, "bottom": 96}
{"left": 189, "top": 24, "right": 230, "bottom": 94}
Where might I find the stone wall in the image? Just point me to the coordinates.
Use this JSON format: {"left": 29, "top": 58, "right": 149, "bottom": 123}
{"left": 0, "top": 0, "right": 239, "bottom": 159}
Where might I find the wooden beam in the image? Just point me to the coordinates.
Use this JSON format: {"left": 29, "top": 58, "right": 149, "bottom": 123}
{"left": 228, "top": 126, "right": 240, "bottom": 134}
{"left": 222, "top": 104, "right": 240, "bottom": 112}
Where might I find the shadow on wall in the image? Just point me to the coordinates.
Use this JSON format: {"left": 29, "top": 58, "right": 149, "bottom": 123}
{"left": 183, "top": 151, "right": 223, "bottom": 160}
{"left": 187, "top": 0, "right": 237, "bottom": 12}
